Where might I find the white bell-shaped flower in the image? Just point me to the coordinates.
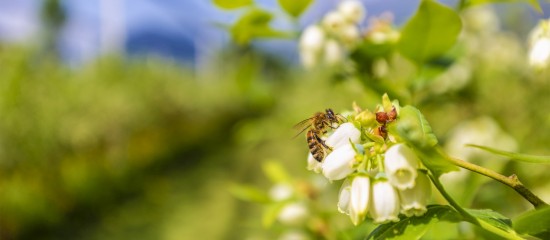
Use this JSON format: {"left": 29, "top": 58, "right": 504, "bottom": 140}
{"left": 384, "top": 144, "right": 419, "bottom": 190}
{"left": 529, "top": 38, "right": 550, "bottom": 69}
{"left": 398, "top": 172, "right": 431, "bottom": 217}
{"left": 322, "top": 144, "right": 357, "bottom": 181}
{"left": 306, "top": 153, "right": 322, "bottom": 173}
{"left": 370, "top": 180, "right": 400, "bottom": 224}
{"left": 322, "top": 11, "right": 346, "bottom": 33}
{"left": 299, "top": 25, "right": 326, "bottom": 52}
{"left": 337, "top": 179, "right": 351, "bottom": 215}
{"left": 338, "top": 24, "right": 360, "bottom": 48}
{"left": 278, "top": 202, "right": 309, "bottom": 226}
{"left": 349, "top": 175, "right": 370, "bottom": 225}
{"left": 269, "top": 183, "right": 294, "bottom": 201}
{"left": 337, "top": 0, "right": 366, "bottom": 24}
{"left": 325, "top": 122, "right": 361, "bottom": 149}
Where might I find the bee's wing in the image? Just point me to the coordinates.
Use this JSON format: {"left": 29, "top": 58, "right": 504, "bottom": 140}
{"left": 292, "top": 117, "right": 314, "bottom": 139}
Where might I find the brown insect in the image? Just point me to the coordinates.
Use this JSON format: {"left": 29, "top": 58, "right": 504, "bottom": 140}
{"left": 294, "top": 109, "right": 346, "bottom": 162}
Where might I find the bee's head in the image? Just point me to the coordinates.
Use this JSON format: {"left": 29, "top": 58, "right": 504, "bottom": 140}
{"left": 326, "top": 109, "right": 337, "bottom": 122}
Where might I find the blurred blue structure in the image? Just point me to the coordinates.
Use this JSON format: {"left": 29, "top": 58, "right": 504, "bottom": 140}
{"left": 0, "top": 0, "right": 547, "bottom": 66}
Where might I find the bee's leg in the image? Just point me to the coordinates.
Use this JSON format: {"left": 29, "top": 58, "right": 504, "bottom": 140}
{"left": 316, "top": 134, "right": 332, "bottom": 151}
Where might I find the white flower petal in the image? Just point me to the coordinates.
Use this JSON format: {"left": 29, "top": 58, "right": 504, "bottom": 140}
{"left": 349, "top": 175, "right": 370, "bottom": 225}
{"left": 370, "top": 180, "right": 400, "bottom": 224}
{"left": 384, "top": 144, "right": 419, "bottom": 190}
{"left": 337, "top": 179, "right": 351, "bottom": 215}
{"left": 325, "top": 122, "right": 361, "bottom": 149}
{"left": 299, "top": 25, "right": 326, "bottom": 52}
{"left": 322, "top": 144, "right": 356, "bottom": 181}
{"left": 307, "top": 153, "right": 322, "bottom": 173}
{"left": 529, "top": 38, "right": 550, "bottom": 69}
{"left": 398, "top": 172, "right": 431, "bottom": 217}
{"left": 323, "top": 39, "right": 344, "bottom": 66}
{"left": 269, "top": 184, "right": 294, "bottom": 201}
{"left": 278, "top": 202, "right": 309, "bottom": 226}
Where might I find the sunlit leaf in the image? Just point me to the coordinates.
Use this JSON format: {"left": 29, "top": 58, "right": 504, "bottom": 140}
{"left": 213, "top": 0, "right": 253, "bottom": 9}
{"left": 464, "top": 208, "right": 524, "bottom": 240}
{"left": 392, "top": 106, "right": 458, "bottom": 176}
{"left": 230, "top": 9, "right": 290, "bottom": 45}
{"left": 278, "top": 0, "right": 313, "bottom": 17}
{"left": 229, "top": 184, "right": 270, "bottom": 203}
{"left": 397, "top": 0, "right": 462, "bottom": 63}
{"left": 467, "top": 144, "right": 550, "bottom": 164}
{"left": 394, "top": 106, "right": 438, "bottom": 148}
{"left": 514, "top": 205, "right": 550, "bottom": 238}
{"left": 262, "top": 160, "right": 291, "bottom": 183}
{"left": 366, "top": 205, "right": 461, "bottom": 240}
{"left": 462, "top": 0, "right": 541, "bottom": 13}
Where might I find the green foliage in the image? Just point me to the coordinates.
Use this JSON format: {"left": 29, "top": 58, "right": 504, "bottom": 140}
{"left": 367, "top": 205, "right": 461, "bottom": 240}
{"left": 213, "top": 0, "right": 253, "bottom": 9}
{"left": 397, "top": 0, "right": 462, "bottom": 64}
{"left": 468, "top": 144, "right": 550, "bottom": 164}
{"left": 262, "top": 160, "right": 292, "bottom": 183}
{"left": 466, "top": 208, "right": 520, "bottom": 239}
{"left": 462, "top": 0, "right": 541, "bottom": 12}
{"left": 514, "top": 205, "right": 550, "bottom": 238}
{"left": 278, "top": 0, "right": 313, "bottom": 17}
{"left": 229, "top": 184, "right": 271, "bottom": 203}
{"left": 231, "top": 8, "right": 289, "bottom": 45}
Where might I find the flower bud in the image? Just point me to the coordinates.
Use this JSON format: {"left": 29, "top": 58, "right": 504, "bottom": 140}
{"left": 384, "top": 144, "right": 419, "bottom": 190}
{"left": 337, "top": 179, "right": 351, "bottom": 215}
{"left": 307, "top": 153, "right": 322, "bottom": 173}
{"left": 322, "top": 11, "right": 346, "bottom": 33}
{"left": 370, "top": 180, "right": 400, "bottom": 224}
{"left": 398, "top": 171, "right": 431, "bottom": 217}
{"left": 338, "top": 0, "right": 366, "bottom": 24}
{"left": 322, "top": 144, "right": 357, "bottom": 181}
{"left": 323, "top": 39, "right": 344, "bottom": 66}
{"left": 278, "top": 202, "right": 309, "bottom": 226}
{"left": 299, "top": 25, "right": 326, "bottom": 52}
{"left": 349, "top": 175, "right": 370, "bottom": 225}
{"left": 325, "top": 122, "right": 361, "bottom": 149}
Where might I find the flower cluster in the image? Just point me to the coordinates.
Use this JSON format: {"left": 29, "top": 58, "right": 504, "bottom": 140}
{"left": 304, "top": 96, "right": 432, "bottom": 225}
{"left": 299, "top": 0, "right": 365, "bottom": 69}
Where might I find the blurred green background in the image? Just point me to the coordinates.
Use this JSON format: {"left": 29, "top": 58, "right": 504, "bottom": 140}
{"left": 1, "top": 1, "right": 550, "bottom": 240}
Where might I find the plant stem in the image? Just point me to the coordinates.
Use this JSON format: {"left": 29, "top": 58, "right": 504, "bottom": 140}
{"left": 428, "top": 173, "right": 477, "bottom": 222}
{"left": 437, "top": 148, "right": 548, "bottom": 208}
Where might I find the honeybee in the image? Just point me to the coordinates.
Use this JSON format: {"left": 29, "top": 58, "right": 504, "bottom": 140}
{"left": 294, "top": 109, "right": 346, "bottom": 162}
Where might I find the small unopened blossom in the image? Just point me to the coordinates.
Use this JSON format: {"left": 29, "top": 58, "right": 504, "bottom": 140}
{"left": 337, "top": 0, "right": 366, "bottom": 24}
{"left": 269, "top": 184, "right": 294, "bottom": 201}
{"left": 398, "top": 172, "right": 431, "bottom": 217}
{"left": 370, "top": 180, "right": 400, "bottom": 224}
{"left": 307, "top": 153, "right": 322, "bottom": 173}
{"left": 278, "top": 202, "right": 309, "bottom": 226}
{"left": 384, "top": 144, "right": 419, "bottom": 190}
{"left": 323, "top": 11, "right": 346, "bottom": 33}
{"left": 325, "top": 122, "right": 361, "bottom": 149}
{"left": 337, "top": 179, "right": 351, "bottom": 215}
{"left": 322, "top": 144, "right": 357, "bottom": 181}
{"left": 323, "top": 39, "right": 344, "bottom": 66}
{"left": 349, "top": 175, "right": 370, "bottom": 225}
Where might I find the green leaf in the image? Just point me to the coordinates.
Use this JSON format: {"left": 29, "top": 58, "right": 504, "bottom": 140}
{"left": 462, "top": 208, "right": 523, "bottom": 240}
{"left": 397, "top": 0, "right": 462, "bottom": 63}
{"left": 514, "top": 205, "right": 550, "bottom": 238}
{"left": 229, "top": 184, "right": 270, "bottom": 203}
{"left": 230, "top": 9, "right": 290, "bottom": 45}
{"left": 262, "top": 160, "right": 291, "bottom": 183}
{"left": 262, "top": 201, "right": 287, "bottom": 228}
{"left": 462, "top": 0, "right": 541, "bottom": 13}
{"left": 278, "top": 0, "right": 313, "bottom": 17}
{"left": 367, "top": 205, "right": 462, "bottom": 240}
{"left": 394, "top": 106, "right": 438, "bottom": 148}
{"left": 467, "top": 144, "right": 550, "bottom": 164}
{"left": 212, "top": 0, "right": 253, "bottom": 9}
{"left": 392, "top": 106, "right": 458, "bottom": 176}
